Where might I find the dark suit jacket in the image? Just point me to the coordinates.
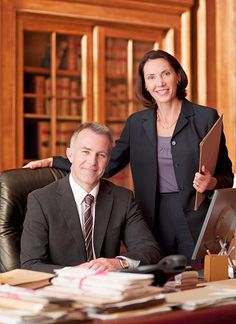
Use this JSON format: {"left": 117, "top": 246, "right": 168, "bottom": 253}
{"left": 20, "top": 176, "right": 162, "bottom": 273}
{"left": 53, "top": 99, "right": 234, "bottom": 243}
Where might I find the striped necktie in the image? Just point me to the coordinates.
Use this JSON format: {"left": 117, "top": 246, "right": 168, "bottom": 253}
{"left": 83, "top": 194, "right": 94, "bottom": 261}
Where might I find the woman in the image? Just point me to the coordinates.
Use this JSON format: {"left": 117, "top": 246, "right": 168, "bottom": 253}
{"left": 26, "top": 50, "right": 234, "bottom": 261}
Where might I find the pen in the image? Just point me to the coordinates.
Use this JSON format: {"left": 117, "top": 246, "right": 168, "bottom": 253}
{"left": 204, "top": 244, "right": 211, "bottom": 256}
{"left": 206, "top": 249, "right": 211, "bottom": 257}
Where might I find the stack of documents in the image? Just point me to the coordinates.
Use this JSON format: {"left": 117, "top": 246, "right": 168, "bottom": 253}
{"left": 166, "top": 284, "right": 236, "bottom": 311}
{"left": 51, "top": 267, "right": 154, "bottom": 296}
{"left": 39, "top": 267, "right": 167, "bottom": 319}
{"left": 0, "top": 268, "right": 167, "bottom": 321}
{"left": 0, "top": 284, "right": 87, "bottom": 323}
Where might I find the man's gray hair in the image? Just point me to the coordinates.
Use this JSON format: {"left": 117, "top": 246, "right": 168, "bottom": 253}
{"left": 69, "top": 122, "right": 113, "bottom": 153}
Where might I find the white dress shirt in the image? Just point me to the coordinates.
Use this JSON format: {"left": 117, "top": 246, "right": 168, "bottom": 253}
{"left": 69, "top": 174, "right": 99, "bottom": 259}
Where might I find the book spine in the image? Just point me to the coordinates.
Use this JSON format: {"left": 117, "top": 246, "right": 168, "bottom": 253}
{"left": 38, "top": 121, "right": 50, "bottom": 159}
{"left": 56, "top": 40, "right": 68, "bottom": 69}
{"left": 66, "top": 35, "right": 77, "bottom": 70}
{"left": 34, "top": 75, "right": 45, "bottom": 114}
{"left": 70, "top": 79, "right": 80, "bottom": 116}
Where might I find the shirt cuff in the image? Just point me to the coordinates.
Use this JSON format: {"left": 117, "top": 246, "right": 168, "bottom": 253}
{"left": 116, "top": 256, "right": 140, "bottom": 269}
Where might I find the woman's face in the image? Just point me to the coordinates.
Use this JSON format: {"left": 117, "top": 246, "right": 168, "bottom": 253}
{"left": 144, "top": 58, "right": 180, "bottom": 105}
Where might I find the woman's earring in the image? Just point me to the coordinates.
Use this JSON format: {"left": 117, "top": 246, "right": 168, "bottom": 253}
{"left": 177, "top": 80, "right": 180, "bottom": 85}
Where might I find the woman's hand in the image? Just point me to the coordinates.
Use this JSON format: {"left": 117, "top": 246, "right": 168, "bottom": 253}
{"left": 193, "top": 165, "right": 217, "bottom": 193}
{"left": 23, "top": 157, "right": 53, "bottom": 169}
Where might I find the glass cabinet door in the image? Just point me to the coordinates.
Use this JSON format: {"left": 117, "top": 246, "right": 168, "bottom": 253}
{"left": 94, "top": 27, "right": 159, "bottom": 189}
{"left": 21, "top": 19, "right": 92, "bottom": 164}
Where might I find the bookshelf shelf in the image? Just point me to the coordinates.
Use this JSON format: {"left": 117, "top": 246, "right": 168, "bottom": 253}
{"left": 106, "top": 97, "right": 131, "bottom": 102}
{"left": 56, "top": 70, "right": 81, "bottom": 77}
{"left": 24, "top": 93, "right": 50, "bottom": 99}
{"left": 24, "top": 66, "right": 50, "bottom": 75}
{"left": 57, "top": 116, "right": 81, "bottom": 121}
{"left": 106, "top": 74, "right": 127, "bottom": 80}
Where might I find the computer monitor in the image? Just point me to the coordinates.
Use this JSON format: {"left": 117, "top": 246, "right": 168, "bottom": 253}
{"left": 192, "top": 188, "right": 236, "bottom": 260}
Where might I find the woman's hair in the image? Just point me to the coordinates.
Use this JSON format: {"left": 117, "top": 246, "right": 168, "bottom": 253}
{"left": 135, "top": 49, "right": 188, "bottom": 108}
{"left": 70, "top": 122, "right": 113, "bottom": 153}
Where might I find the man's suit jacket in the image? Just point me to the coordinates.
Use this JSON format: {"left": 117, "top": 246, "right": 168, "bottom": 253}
{"left": 53, "top": 99, "right": 234, "bottom": 243}
{"left": 20, "top": 176, "right": 162, "bottom": 273}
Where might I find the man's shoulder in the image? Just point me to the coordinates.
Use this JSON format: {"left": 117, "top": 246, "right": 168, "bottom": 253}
{"left": 29, "top": 175, "right": 68, "bottom": 198}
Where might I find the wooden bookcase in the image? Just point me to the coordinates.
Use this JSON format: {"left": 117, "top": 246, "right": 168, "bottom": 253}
{"left": 17, "top": 15, "right": 93, "bottom": 165}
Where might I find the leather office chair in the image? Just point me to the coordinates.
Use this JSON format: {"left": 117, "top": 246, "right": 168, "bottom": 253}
{"left": 0, "top": 167, "right": 68, "bottom": 272}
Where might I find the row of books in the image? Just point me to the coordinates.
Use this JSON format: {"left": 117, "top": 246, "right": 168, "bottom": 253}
{"left": 41, "top": 35, "right": 82, "bottom": 71}
{"left": 105, "top": 38, "right": 127, "bottom": 77}
{"left": 38, "top": 121, "right": 79, "bottom": 159}
{"left": 133, "top": 41, "right": 155, "bottom": 76}
{"left": 106, "top": 81, "right": 128, "bottom": 119}
{"left": 106, "top": 80, "right": 127, "bottom": 97}
{"left": 37, "top": 121, "right": 125, "bottom": 160}
{"left": 24, "top": 75, "right": 82, "bottom": 115}
{"left": 105, "top": 38, "right": 154, "bottom": 77}
{"left": 106, "top": 101, "right": 128, "bottom": 120}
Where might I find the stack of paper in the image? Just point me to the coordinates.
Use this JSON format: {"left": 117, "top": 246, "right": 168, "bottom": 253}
{"left": 52, "top": 267, "right": 153, "bottom": 293}
{"left": 0, "top": 269, "right": 55, "bottom": 289}
{"left": 39, "top": 267, "right": 166, "bottom": 318}
{"left": 166, "top": 285, "right": 236, "bottom": 311}
{"left": 0, "top": 284, "right": 87, "bottom": 323}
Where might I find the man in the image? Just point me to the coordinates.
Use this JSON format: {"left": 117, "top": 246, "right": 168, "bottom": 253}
{"left": 21, "top": 122, "right": 162, "bottom": 273}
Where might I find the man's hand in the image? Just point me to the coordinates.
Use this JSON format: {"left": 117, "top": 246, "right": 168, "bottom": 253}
{"left": 193, "top": 165, "right": 217, "bottom": 193}
{"left": 75, "top": 258, "right": 123, "bottom": 271}
{"left": 23, "top": 158, "right": 53, "bottom": 169}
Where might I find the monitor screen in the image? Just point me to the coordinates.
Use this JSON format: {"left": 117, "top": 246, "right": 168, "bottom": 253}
{"left": 192, "top": 188, "right": 236, "bottom": 260}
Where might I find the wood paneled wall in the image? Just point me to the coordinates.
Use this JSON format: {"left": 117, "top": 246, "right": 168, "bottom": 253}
{"left": 192, "top": 0, "right": 236, "bottom": 172}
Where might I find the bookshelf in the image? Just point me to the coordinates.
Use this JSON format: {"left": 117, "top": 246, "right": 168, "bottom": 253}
{"left": 22, "top": 21, "right": 93, "bottom": 163}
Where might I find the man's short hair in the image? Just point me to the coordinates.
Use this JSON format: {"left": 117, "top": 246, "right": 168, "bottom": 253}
{"left": 69, "top": 122, "right": 113, "bottom": 153}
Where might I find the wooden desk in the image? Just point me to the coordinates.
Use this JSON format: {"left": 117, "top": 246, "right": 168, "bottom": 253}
{"left": 65, "top": 304, "right": 236, "bottom": 323}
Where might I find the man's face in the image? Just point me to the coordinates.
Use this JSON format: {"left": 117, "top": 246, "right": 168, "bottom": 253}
{"left": 66, "top": 129, "right": 110, "bottom": 192}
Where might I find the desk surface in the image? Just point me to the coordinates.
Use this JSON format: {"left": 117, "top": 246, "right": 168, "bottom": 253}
{"left": 65, "top": 304, "right": 236, "bottom": 323}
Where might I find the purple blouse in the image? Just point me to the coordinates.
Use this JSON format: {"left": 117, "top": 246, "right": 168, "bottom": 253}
{"left": 157, "top": 136, "right": 179, "bottom": 193}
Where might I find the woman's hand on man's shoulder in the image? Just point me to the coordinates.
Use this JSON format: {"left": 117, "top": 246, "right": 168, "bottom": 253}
{"left": 23, "top": 157, "right": 53, "bottom": 169}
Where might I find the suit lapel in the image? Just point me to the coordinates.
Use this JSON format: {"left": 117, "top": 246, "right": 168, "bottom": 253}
{"left": 142, "top": 108, "right": 157, "bottom": 147}
{"left": 55, "top": 176, "right": 87, "bottom": 261}
{"left": 173, "top": 99, "right": 194, "bottom": 137}
{"left": 93, "top": 180, "right": 113, "bottom": 257}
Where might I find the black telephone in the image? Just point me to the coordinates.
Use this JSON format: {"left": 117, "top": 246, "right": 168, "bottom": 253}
{"left": 120, "top": 255, "right": 187, "bottom": 286}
